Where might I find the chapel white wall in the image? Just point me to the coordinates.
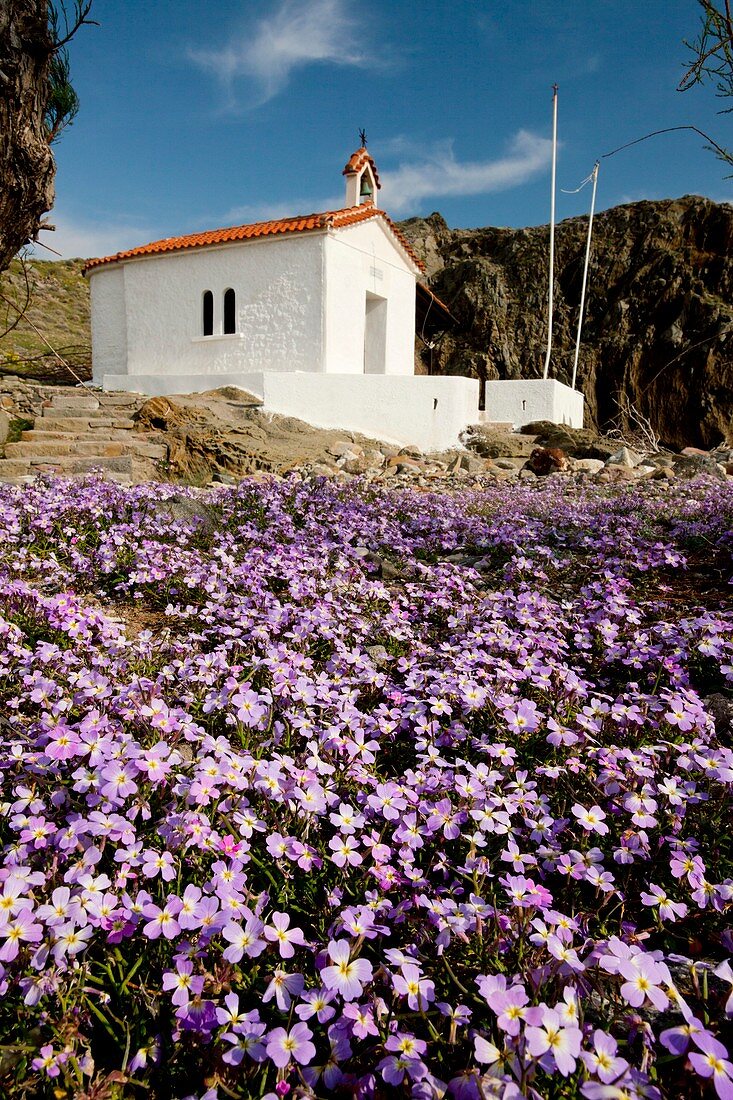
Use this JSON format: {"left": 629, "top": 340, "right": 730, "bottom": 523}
{"left": 90, "top": 267, "right": 127, "bottom": 382}
{"left": 323, "top": 220, "right": 416, "bottom": 376}
{"left": 91, "top": 235, "right": 326, "bottom": 380}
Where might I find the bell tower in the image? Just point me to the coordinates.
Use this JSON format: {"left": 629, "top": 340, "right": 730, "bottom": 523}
{"left": 342, "top": 134, "right": 381, "bottom": 209}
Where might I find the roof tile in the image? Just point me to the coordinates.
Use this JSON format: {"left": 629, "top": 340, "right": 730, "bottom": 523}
{"left": 83, "top": 205, "right": 424, "bottom": 273}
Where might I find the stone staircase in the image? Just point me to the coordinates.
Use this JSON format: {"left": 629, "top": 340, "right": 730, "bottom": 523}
{"left": 0, "top": 390, "right": 168, "bottom": 485}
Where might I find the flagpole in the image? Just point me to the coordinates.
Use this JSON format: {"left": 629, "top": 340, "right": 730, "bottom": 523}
{"left": 571, "top": 160, "right": 599, "bottom": 390}
{"left": 543, "top": 83, "right": 558, "bottom": 380}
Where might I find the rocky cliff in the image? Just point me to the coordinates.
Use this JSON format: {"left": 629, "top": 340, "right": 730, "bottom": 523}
{"left": 401, "top": 196, "right": 733, "bottom": 449}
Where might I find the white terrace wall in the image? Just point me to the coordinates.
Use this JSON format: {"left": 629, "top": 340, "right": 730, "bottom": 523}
{"left": 483, "top": 379, "right": 585, "bottom": 429}
{"left": 90, "top": 233, "right": 326, "bottom": 384}
{"left": 323, "top": 219, "right": 417, "bottom": 376}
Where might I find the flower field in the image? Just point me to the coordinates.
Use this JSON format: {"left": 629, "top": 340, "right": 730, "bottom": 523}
{"left": 0, "top": 473, "right": 732, "bottom": 1100}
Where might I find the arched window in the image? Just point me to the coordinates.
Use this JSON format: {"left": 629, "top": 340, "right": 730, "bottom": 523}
{"left": 223, "top": 288, "right": 236, "bottom": 335}
{"left": 202, "top": 290, "right": 213, "bottom": 336}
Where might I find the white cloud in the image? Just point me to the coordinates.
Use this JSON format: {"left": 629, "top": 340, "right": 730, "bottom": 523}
{"left": 190, "top": 0, "right": 368, "bottom": 106}
{"left": 26, "top": 212, "right": 153, "bottom": 261}
{"left": 215, "top": 132, "right": 554, "bottom": 225}
{"left": 378, "top": 131, "right": 555, "bottom": 214}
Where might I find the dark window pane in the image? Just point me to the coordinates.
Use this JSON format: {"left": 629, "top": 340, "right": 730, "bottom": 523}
{"left": 202, "top": 290, "right": 213, "bottom": 336}
{"left": 223, "top": 288, "right": 236, "bottom": 334}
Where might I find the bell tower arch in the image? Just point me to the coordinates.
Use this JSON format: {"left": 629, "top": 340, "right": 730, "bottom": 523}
{"left": 342, "top": 139, "right": 381, "bottom": 209}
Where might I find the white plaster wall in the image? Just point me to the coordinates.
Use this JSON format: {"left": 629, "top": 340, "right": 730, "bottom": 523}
{"left": 261, "top": 373, "right": 478, "bottom": 451}
{"left": 90, "top": 234, "right": 326, "bottom": 378}
{"left": 484, "top": 379, "right": 585, "bottom": 429}
{"left": 90, "top": 267, "right": 127, "bottom": 384}
{"left": 99, "top": 369, "right": 479, "bottom": 450}
{"left": 323, "top": 219, "right": 417, "bottom": 376}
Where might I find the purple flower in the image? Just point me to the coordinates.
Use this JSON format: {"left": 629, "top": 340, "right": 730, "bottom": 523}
{"left": 266, "top": 1023, "right": 316, "bottom": 1068}
{"left": 321, "top": 940, "right": 373, "bottom": 1000}
{"left": 525, "top": 1008, "right": 582, "bottom": 1076}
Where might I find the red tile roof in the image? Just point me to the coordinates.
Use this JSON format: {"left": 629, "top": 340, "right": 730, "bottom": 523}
{"left": 83, "top": 204, "right": 424, "bottom": 273}
{"left": 342, "top": 146, "right": 381, "bottom": 190}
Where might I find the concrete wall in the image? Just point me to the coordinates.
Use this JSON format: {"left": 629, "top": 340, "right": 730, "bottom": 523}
{"left": 259, "top": 372, "right": 478, "bottom": 451}
{"left": 484, "top": 379, "right": 584, "bottom": 429}
{"left": 91, "top": 234, "right": 326, "bottom": 383}
{"left": 101, "top": 370, "right": 480, "bottom": 452}
{"left": 323, "top": 219, "right": 416, "bottom": 376}
{"left": 90, "top": 267, "right": 127, "bottom": 380}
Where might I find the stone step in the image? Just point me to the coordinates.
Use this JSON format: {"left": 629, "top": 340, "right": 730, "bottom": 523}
{"left": 22, "top": 429, "right": 163, "bottom": 444}
{"left": 96, "top": 393, "right": 140, "bottom": 407}
{"left": 49, "top": 395, "right": 100, "bottom": 412}
{"left": 0, "top": 455, "right": 136, "bottom": 481}
{"left": 37, "top": 415, "right": 136, "bottom": 431}
{"left": 0, "top": 476, "right": 35, "bottom": 486}
{"left": 42, "top": 405, "right": 128, "bottom": 420}
{"left": 6, "top": 440, "right": 167, "bottom": 460}
{"left": 0, "top": 459, "right": 35, "bottom": 478}
{"left": 30, "top": 455, "right": 134, "bottom": 473}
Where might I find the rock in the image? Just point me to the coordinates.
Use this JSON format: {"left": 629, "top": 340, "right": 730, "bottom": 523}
{"left": 648, "top": 466, "right": 676, "bottom": 480}
{"left": 328, "top": 441, "right": 363, "bottom": 458}
{"left": 387, "top": 455, "right": 422, "bottom": 472}
{"left": 607, "top": 446, "right": 644, "bottom": 468}
{"left": 461, "top": 425, "right": 536, "bottom": 459}
{"left": 342, "top": 455, "right": 373, "bottom": 474}
{"left": 366, "top": 644, "right": 391, "bottom": 665}
{"left": 706, "top": 693, "right": 733, "bottom": 742}
{"left": 309, "top": 463, "right": 338, "bottom": 477}
{"left": 574, "top": 458, "right": 605, "bottom": 474}
{"left": 398, "top": 445, "right": 421, "bottom": 457}
{"left": 527, "top": 447, "right": 567, "bottom": 475}
{"left": 598, "top": 464, "right": 638, "bottom": 482}
{"left": 0, "top": 410, "right": 9, "bottom": 449}
{"left": 671, "top": 453, "right": 727, "bottom": 480}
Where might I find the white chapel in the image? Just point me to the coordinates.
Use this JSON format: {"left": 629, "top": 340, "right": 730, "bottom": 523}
{"left": 85, "top": 145, "right": 581, "bottom": 449}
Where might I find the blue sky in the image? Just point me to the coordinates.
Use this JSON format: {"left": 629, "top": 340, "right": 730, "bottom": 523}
{"left": 41, "top": 0, "right": 733, "bottom": 259}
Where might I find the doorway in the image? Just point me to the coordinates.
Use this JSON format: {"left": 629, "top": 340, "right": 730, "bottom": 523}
{"left": 364, "top": 293, "right": 387, "bottom": 374}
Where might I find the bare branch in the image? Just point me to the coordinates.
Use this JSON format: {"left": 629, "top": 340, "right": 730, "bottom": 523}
{"left": 48, "top": 2, "right": 98, "bottom": 53}
{"left": 0, "top": 255, "right": 33, "bottom": 341}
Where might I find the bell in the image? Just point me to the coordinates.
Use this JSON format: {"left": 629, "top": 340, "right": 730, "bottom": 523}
{"left": 359, "top": 174, "right": 374, "bottom": 203}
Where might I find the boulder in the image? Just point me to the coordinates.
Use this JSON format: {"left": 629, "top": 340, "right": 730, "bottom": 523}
{"left": 606, "top": 446, "right": 644, "bottom": 468}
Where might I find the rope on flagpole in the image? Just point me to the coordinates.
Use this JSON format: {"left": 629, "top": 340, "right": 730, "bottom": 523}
{"left": 569, "top": 161, "right": 599, "bottom": 390}
{"left": 543, "top": 84, "right": 559, "bottom": 380}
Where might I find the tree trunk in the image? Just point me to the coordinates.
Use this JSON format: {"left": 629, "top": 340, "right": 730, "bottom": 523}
{"left": 0, "top": 0, "right": 54, "bottom": 272}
